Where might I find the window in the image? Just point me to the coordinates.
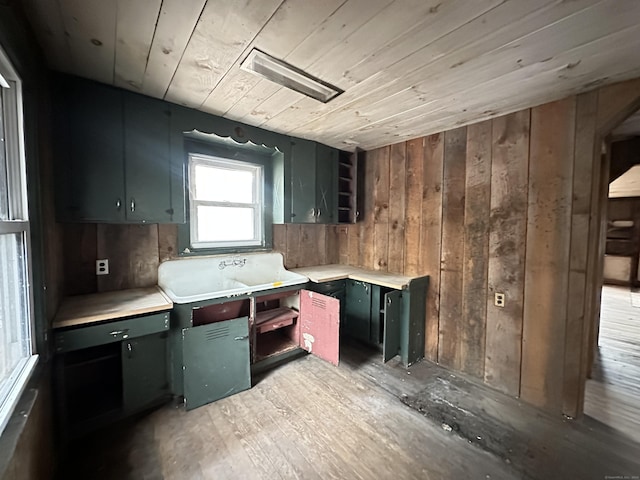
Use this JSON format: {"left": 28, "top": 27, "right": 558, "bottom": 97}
{"left": 0, "top": 46, "right": 37, "bottom": 436}
{"left": 188, "top": 153, "right": 264, "bottom": 249}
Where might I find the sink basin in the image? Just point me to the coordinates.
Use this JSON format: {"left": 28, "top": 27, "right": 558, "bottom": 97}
{"left": 158, "top": 252, "right": 308, "bottom": 304}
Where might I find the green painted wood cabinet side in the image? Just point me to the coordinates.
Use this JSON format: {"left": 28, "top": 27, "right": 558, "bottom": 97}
{"left": 400, "top": 276, "right": 430, "bottom": 366}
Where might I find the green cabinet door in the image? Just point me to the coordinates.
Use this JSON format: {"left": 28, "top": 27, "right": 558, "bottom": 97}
{"left": 66, "top": 79, "right": 125, "bottom": 222}
{"left": 124, "top": 94, "right": 173, "bottom": 223}
{"left": 383, "top": 290, "right": 402, "bottom": 362}
{"left": 290, "top": 139, "right": 317, "bottom": 223}
{"left": 315, "top": 144, "right": 338, "bottom": 224}
{"left": 345, "top": 280, "right": 372, "bottom": 342}
{"left": 121, "top": 332, "right": 169, "bottom": 414}
{"left": 182, "top": 317, "right": 251, "bottom": 410}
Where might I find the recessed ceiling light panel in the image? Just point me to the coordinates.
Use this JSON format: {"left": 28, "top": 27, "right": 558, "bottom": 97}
{"left": 240, "top": 49, "right": 343, "bottom": 103}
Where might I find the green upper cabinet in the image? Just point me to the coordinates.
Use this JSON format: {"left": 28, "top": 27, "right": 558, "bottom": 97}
{"left": 290, "top": 139, "right": 317, "bottom": 223}
{"left": 56, "top": 78, "right": 125, "bottom": 222}
{"left": 54, "top": 75, "right": 185, "bottom": 223}
{"left": 290, "top": 139, "right": 338, "bottom": 224}
{"left": 315, "top": 144, "right": 338, "bottom": 224}
{"left": 123, "top": 94, "right": 175, "bottom": 223}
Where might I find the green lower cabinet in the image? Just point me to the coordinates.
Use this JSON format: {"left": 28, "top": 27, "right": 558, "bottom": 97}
{"left": 122, "top": 332, "right": 169, "bottom": 414}
{"left": 344, "top": 280, "right": 372, "bottom": 342}
{"left": 182, "top": 317, "right": 251, "bottom": 411}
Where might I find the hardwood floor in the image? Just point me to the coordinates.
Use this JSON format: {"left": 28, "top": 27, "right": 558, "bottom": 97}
{"left": 57, "top": 336, "right": 640, "bottom": 480}
{"left": 58, "top": 352, "right": 516, "bottom": 480}
{"left": 585, "top": 285, "right": 640, "bottom": 443}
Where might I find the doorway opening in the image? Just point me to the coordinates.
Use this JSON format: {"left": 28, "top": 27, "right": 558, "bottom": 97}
{"left": 584, "top": 109, "right": 640, "bottom": 442}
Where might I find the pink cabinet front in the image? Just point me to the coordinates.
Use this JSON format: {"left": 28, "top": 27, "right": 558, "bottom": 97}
{"left": 299, "top": 289, "right": 340, "bottom": 366}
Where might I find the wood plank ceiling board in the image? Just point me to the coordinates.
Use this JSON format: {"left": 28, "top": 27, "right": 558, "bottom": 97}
{"left": 56, "top": 0, "right": 118, "bottom": 84}
{"left": 257, "top": 0, "right": 501, "bottom": 135}
{"left": 283, "top": 0, "right": 584, "bottom": 142}
{"left": 349, "top": 26, "right": 640, "bottom": 149}
{"left": 164, "top": 0, "right": 285, "bottom": 109}
{"left": 26, "top": 0, "right": 640, "bottom": 150}
{"left": 21, "top": 0, "right": 71, "bottom": 72}
{"left": 114, "top": 0, "right": 162, "bottom": 91}
{"left": 202, "top": 0, "right": 348, "bottom": 120}
{"left": 225, "top": 0, "right": 395, "bottom": 128}
{"left": 336, "top": 2, "right": 640, "bottom": 149}
{"left": 309, "top": 0, "right": 621, "bottom": 146}
{"left": 200, "top": 0, "right": 341, "bottom": 117}
{"left": 141, "top": 0, "right": 206, "bottom": 99}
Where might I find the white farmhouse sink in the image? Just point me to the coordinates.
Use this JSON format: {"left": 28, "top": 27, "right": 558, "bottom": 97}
{"left": 158, "top": 252, "right": 308, "bottom": 304}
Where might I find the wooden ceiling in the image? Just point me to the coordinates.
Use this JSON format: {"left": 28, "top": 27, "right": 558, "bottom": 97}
{"left": 23, "top": 0, "right": 640, "bottom": 151}
{"left": 613, "top": 110, "right": 640, "bottom": 139}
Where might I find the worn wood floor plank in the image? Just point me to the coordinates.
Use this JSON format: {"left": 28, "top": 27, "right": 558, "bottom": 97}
{"left": 585, "top": 285, "right": 640, "bottom": 443}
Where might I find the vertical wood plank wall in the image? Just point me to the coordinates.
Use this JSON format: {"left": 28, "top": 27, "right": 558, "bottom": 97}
{"left": 57, "top": 78, "right": 640, "bottom": 418}
{"left": 335, "top": 96, "right": 601, "bottom": 416}
{"left": 60, "top": 223, "right": 337, "bottom": 295}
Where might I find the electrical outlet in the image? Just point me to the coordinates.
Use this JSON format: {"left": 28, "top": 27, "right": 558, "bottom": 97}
{"left": 494, "top": 292, "right": 505, "bottom": 307}
{"left": 96, "top": 259, "right": 109, "bottom": 276}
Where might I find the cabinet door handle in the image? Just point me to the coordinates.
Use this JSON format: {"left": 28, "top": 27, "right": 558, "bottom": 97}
{"left": 317, "top": 208, "right": 321, "bottom": 218}
{"left": 116, "top": 198, "right": 122, "bottom": 210}
{"left": 130, "top": 198, "right": 135, "bottom": 212}
{"left": 109, "top": 329, "right": 129, "bottom": 338}
{"left": 126, "top": 341, "right": 133, "bottom": 358}
{"left": 234, "top": 335, "right": 248, "bottom": 341}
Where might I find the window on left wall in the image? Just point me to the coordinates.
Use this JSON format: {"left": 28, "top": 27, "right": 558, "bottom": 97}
{"left": 0, "top": 46, "right": 38, "bottom": 436}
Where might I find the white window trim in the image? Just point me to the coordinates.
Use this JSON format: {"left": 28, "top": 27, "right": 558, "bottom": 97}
{"left": 0, "top": 45, "right": 37, "bottom": 437}
{"left": 188, "top": 153, "right": 264, "bottom": 249}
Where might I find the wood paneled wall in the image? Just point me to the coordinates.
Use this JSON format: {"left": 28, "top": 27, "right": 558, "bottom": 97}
{"left": 57, "top": 78, "right": 640, "bottom": 419}
{"left": 272, "top": 224, "right": 339, "bottom": 269}
{"left": 61, "top": 223, "right": 335, "bottom": 295}
{"left": 334, "top": 82, "right": 640, "bottom": 417}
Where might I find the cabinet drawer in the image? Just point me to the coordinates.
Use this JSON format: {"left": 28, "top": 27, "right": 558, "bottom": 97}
{"left": 55, "top": 312, "right": 170, "bottom": 353}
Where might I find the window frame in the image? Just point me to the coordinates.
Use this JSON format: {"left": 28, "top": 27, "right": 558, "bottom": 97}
{"left": 177, "top": 137, "right": 275, "bottom": 255}
{"left": 0, "top": 45, "right": 37, "bottom": 437}
{"left": 188, "top": 153, "right": 264, "bottom": 249}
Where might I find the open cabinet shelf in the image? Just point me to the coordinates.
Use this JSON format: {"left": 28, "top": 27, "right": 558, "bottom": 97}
{"left": 337, "top": 149, "right": 364, "bottom": 224}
